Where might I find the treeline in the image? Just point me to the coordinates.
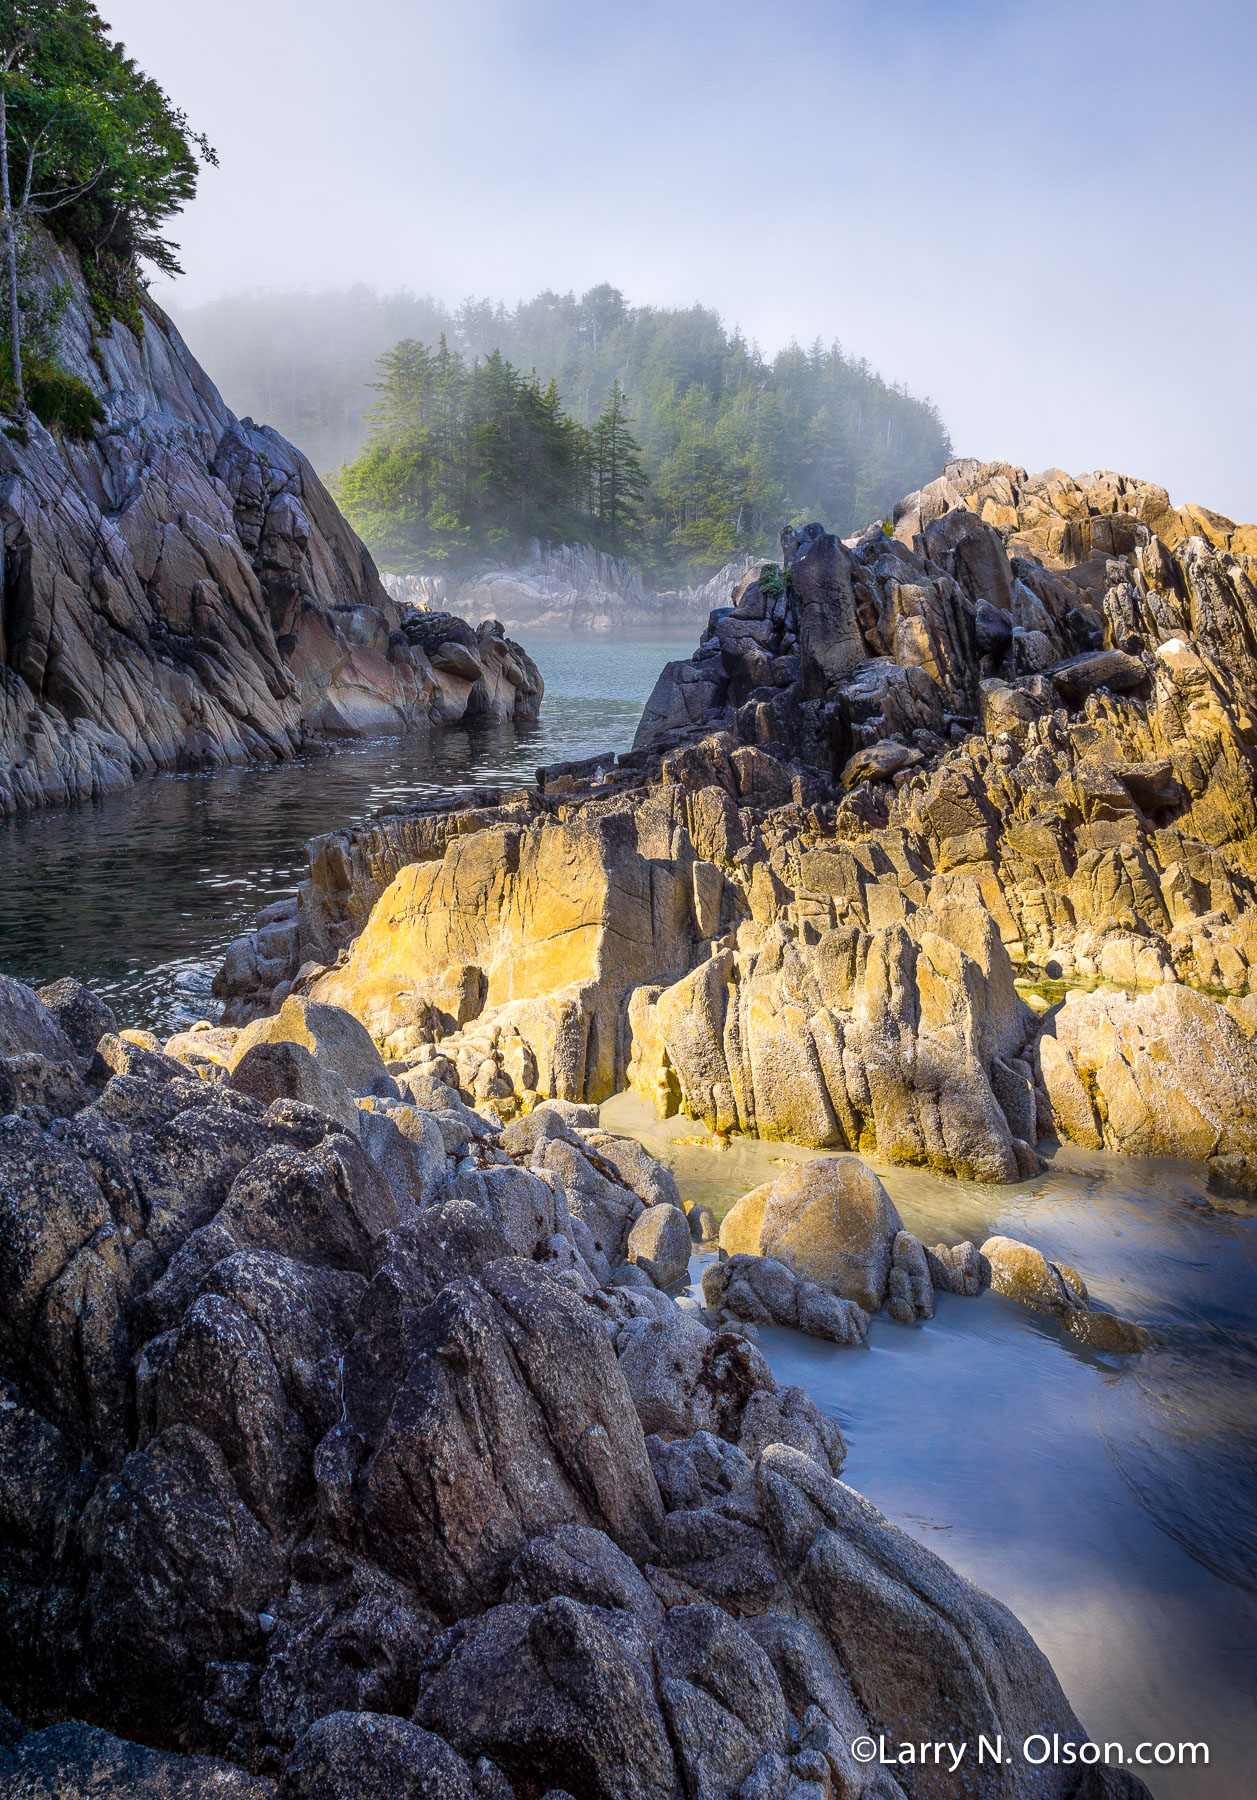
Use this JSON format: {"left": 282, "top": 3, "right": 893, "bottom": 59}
{"left": 174, "top": 283, "right": 952, "bottom": 580}
{"left": 333, "top": 341, "right": 646, "bottom": 568}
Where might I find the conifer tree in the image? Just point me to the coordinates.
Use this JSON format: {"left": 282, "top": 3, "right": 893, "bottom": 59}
{"left": 590, "top": 378, "right": 647, "bottom": 554}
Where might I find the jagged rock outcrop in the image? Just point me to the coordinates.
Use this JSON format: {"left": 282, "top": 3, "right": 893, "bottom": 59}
{"left": 0, "top": 231, "right": 542, "bottom": 817}
{"left": 0, "top": 968, "right": 1150, "bottom": 1798}
{"left": 213, "top": 459, "right": 1257, "bottom": 1189}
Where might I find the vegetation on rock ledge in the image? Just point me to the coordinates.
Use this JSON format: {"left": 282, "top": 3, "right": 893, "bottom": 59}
{"left": 0, "top": 0, "right": 214, "bottom": 418}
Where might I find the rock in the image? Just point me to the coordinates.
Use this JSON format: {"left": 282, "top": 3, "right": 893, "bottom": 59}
{"left": 0, "top": 1052, "right": 91, "bottom": 1122}
{"left": 722, "top": 1157, "right": 903, "bottom": 1312}
{"left": 626, "top": 1202, "right": 691, "bottom": 1287}
{"left": 981, "top": 1235, "right": 1087, "bottom": 1316}
{"left": 0, "top": 944, "right": 1150, "bottom": 1798}
{"left": 414, "top": 1597, "right": 674, "bottom": 1800}
{"left": 927, "top": 1240, "right": 986, "bottom": 1297}
{"left": 1040, "top": 984, "right": 1257, "bottom": 1164}
{"left": 92, "top": 1033, "right": 189, "bottom": 1085}
{"left": 278, "top": 1712, "right": 473, "bottom": 1800}
{"left": 1046, "top": 648, "right": 1147, "bottom": 702}
{"left": 534, "top": 1097, "right": 600, "bottom": 1130}
{"left": 755, "top": 1444, "right": 1101, "bottom": 1785}
{"left": 577, "top": 1128, "right": 681, "bottom": 1210}
{"left": 718, "top": 1179, "right": 775, "bottom": 1256}
{"left": 4, "top": 1721, "right": 275, "bottom": 1796}
{"left": 684, "top": 1200, "right": 719, "bottom": 1244}
{"left": 0, "top": 225, "right": 541, "bottom": 821}
{"left": 230, "top": 1040, "right": 362, "bottom": 1135}
{"left": 886, "top": 1229, "right": 934, "bottom": 1324}
{"left": 981, "top": 1235, "right": 1145, "bottom": 1350}
{"left": 229, "top": 997, "right": 392, "bottom": 1098}
{"left": 35, "top": 978, "right": 117, "bottom": 1058}
{"left": 841, "top": 739, "right": 922, "bottom": 787}
{"left": 504, "top": 1523, "right": 662, "bottom": 1620}
{"left": 0, "top": 974, "right": 79, "bottom": 1064}
{"left": 702, "top": 1254, "right": 869, "bottom": 1344}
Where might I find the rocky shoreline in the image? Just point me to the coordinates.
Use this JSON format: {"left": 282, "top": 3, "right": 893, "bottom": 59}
{"left": 0, "top": 966, "right": 1151, "bottom": 1798}
{"left": 215, "top": 460, "right": 1257, "bottom": 1191}
{"left": 0, "top": 232, "right": 543, "bottom": 819}
{"left": 6, "top": 451, "right": 1254, "bottom": 1795}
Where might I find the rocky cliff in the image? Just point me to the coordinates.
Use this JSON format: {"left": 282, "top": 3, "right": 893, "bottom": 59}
{"left": 0, "top": 234, "right": 542, "bottom": 818}
{"left": 215, "top": 459, "right": 1257, "bottom": 1188}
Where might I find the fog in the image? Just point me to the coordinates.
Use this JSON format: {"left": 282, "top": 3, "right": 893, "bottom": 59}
{"left": 105, "top": 0, "right": 1256, "bottom": 519}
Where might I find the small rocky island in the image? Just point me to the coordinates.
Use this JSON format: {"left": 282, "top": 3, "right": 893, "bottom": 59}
{"left": 10, "top": 447, "right": 1253, "bottom": 1795}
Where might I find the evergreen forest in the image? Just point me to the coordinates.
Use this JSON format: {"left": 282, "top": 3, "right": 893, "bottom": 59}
{"left": 175, "top": 282, "right": 953, "bottom": 581}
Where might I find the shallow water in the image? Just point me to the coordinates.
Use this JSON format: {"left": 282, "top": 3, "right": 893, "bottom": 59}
{"left": 1, "top": 635, "right": 1255, "bottom": 1795}
{"left": 0, "top": 636, "right": 682, "bottom": 1034}
{"left": 600, "top": 1091, "right": 1257, "bottom": 1800}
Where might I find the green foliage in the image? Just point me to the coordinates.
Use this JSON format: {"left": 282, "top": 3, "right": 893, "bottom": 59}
{"left": 0, "top": 229, "right": 100, "bottom": 433}
{"left": 178, "top": 284, "right": 952, "bottom": 581}
{"left": 759, "top": 563, "right": 787, "bottom": 601}
{"left": 589, "top": 379, "right": 647, "bottom": 551}
{"left": 333, "top": 338, "right": 646, "bottom": 570}
{"left": 2, "top": 0, "right": 215, "bottom": 329}
{"left": 24, "top": 354, "right": 102, "bottom": 434}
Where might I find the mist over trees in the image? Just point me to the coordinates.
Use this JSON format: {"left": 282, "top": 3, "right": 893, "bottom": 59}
{"left": 173, "top": 282, "right": 952, "bottom": 580}
{"left": 333, "top": 340, "right": 649, "bottom": 568}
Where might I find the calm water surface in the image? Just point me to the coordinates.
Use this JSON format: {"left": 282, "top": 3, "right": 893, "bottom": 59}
{"left": 1, "top": 636, "right": 1255, "bottom": 1797}
{"left": 0, "top": 636, "right": 680, "bottom": 1032}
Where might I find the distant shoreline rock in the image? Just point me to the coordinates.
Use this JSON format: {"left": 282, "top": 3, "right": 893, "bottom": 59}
{"left": 382, "top": 543, "right": 762, "bottom": 637}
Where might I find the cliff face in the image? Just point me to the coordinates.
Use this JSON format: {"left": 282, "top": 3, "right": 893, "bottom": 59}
{"left": 0, "top": 235, "right": 542, "bottom": 817}
{"left": 214, "top": 458, "right": 1257, "bottom": 1189}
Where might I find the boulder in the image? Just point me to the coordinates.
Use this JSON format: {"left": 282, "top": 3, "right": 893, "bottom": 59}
{"left": 1046, "top": 648, "right": 1147, "bottom": 702}
{"left": 684, "top": 1200, "right": 719, "bottom": 1244}
{"left": 886, "top": 1230, "right": 934, "bottom": 1324}
{"left": 35, "top": 978, "right": 117, "bottom": 1059}
{"left": 0, "top": 974, "right": 79, "bottom": 1064}
{"left": 702, "top": 1254, "right": 869, "bottom": 1344}
{"left": 278, "top": 1712, "right": 473, "bottom": 1800}
{"left": 722, "top": 1157, "right": 903, "bottom": 1312}
{"left": 981, "top": 1235, "right": 1147, "bottom": 1351}
{"left": 927, "top": 1240, "right": 986, "bottom": 1297}
{"left": 626, "top": 1203, "right": 691, "bottom": 1287}
{"left": 230, "top": 1040, "right": 362, "bottom": 1135}
{"left": 981, "top": 1235, "right": 1087, "bottom": 1317}
{"left": 230, "top": 997, "right": 393, "bottom": 1098}
{"left": 1040, "top": 983, "right": 1257, "bottom": 1170}
{"left": 3, "top": 1722, "right": 275, "bottom": 1797}
{"left": 841, "top": 740, "right": 923, "bottom": 787}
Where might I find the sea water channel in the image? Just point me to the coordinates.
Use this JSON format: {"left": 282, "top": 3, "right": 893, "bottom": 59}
{"left": 1, "top": 635, "right": 1254, "bottom": 1797}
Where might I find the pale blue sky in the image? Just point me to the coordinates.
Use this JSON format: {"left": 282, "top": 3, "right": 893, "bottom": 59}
{"left": 108, "top": 0, "right": 1255, "bottom": 518}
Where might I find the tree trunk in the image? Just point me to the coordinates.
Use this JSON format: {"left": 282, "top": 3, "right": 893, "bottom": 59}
{"left": 0, "top": 81, "right": 24, "bottom": 417}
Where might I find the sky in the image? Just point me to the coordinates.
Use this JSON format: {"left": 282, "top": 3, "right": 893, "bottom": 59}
{"left": 106, "top": 0, "right": 1256, "bottom": 519}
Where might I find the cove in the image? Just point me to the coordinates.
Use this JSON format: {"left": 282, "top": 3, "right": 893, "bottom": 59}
{"left": 2, "top": 635, "right": 1255, "bottom": 1797}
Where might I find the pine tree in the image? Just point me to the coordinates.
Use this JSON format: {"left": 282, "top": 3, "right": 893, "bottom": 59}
{"left": 590, "top": 378, "right": 647, "bottom": 554}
